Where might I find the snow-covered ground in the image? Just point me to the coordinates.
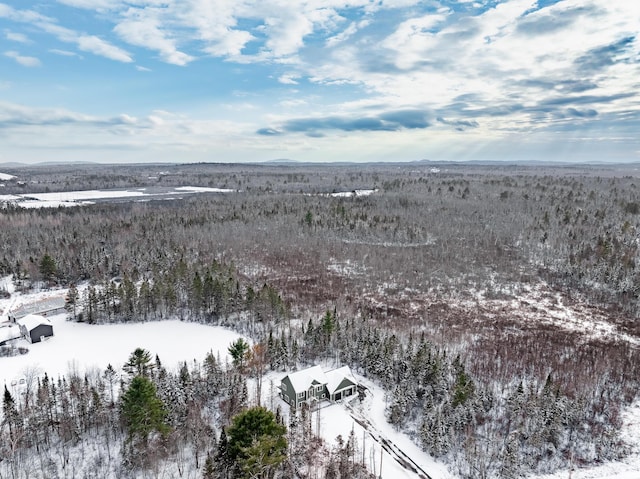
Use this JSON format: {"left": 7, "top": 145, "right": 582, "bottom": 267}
{"left": 468, "top": 281, "right": 640, "bottom": 347}
{"left": 0, "top": 186, "right": 236, "bottom": 208}
{"left": 531, "top": 401, "right": 640, "bottom": 479}
{"left": 260, "top": 369, "right": 455, "bottom": 479}
{"left": 330, "top": 188, "right": 378, "bottom": 198}
{"left": 0, "top": 172, "right": 16, "bottom": 180}
{"left": 3, "top": 277, "right": 640, "bottom": 479}
{"left": 0, "top": 314, "right": 246, "bottom": 393}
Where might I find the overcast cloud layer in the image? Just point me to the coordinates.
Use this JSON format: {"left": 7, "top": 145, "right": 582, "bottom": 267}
{"left": 0, "top": 0, "right": 638, "bottom": 164}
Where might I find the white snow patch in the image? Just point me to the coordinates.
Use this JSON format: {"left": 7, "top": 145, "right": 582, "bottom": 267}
{"left": 0, "top": 186, "right": 236, "bottom": 209}
{"left": 470, "top": 281, "right": 640, "bottom": 347}
{"left": 327, "top": 258, "right": 368, "bottom": 277}
{"left": 0, "top": 172, "right": 16, "bottom": 180}
{"left": 175, "top": 186, "right": 235, "bottom": 193}
{"left": 0, "top": 315, "right": 246, "bottom": 394}
{"left": 330, "top": 189, "right": 378, "bottom": 198}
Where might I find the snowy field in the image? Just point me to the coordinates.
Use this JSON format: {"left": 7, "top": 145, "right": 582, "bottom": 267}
{"left": 0, "top": 172, "right": 16, "bottom": 180}
{"left": 0, "top": 314, "right": 246, "bottom": 393}
{"left": 0, "top": 186, "right": 235, "bottom": 208}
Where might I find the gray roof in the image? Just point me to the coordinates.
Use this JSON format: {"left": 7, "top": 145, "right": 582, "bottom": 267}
{"left": 17, "top": 314, "right": 52, "bottom": 331}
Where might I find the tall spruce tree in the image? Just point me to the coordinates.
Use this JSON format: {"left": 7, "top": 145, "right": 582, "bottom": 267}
{"left": 120, "top": 375, "right": 169, "bottom": 444}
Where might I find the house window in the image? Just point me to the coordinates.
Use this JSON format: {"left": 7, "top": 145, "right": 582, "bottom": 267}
{"left": 298, "top": 392, "right": 305, "bottom": 399}
{"left": 321, "top": 394, "right": 326, "bottom": 398}
{"left": 316, "top": 385, "right": 323, "bottom": 392}
{"left": 282, "top": 383, "right": 287, "bottom": 392}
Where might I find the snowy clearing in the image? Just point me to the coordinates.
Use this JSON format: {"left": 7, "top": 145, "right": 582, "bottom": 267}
{"left": 0, "top": 315, "right": 246, "bottom": 394}
{"left": 0, "top": 186, "right": 236, "bottom": 208}
{"left": 468, "top": 281, "right": 640, "bottom": 347}
{"left": 0, "top": 172, "right": 16, "bottom": 180}
{"left": 330, "top": 189, "right": 378, "bottom": 198}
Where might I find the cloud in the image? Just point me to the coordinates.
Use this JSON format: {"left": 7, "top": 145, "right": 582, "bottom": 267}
{"left": 278, "top": 74, "right": 299, "bottom": 84}
{"left": 113, "top": 14, "right": 193, "bottom": 66}
{"left": 0, "top": 3, "right": 133, "bottom": 63}
{"left": 49, "top": 49, "right": 82, "bottom": 57}
{"left": 4, "top": 50, "right": 41, "bottom": 67}
{"left": 0, "top": 101, "right": 141, "bottom": 128}
{"left": 5, "top": 31, "right": 29, "bottom": 43}
{"left": 576, "top": 36, "right": 636, "bottom": 73}
{"left": 516, "top": 5, "right": 595, "bottom": 36}
{"left": 565, "top": 108, "right": 598, "bottom": 118}
{"left": 436, "top": 117, "right": 479, "bottom": 130}
{"left": 256, "top": 127, "right": 282, "bottom": 136}
{"left": 258, "top": 109, "right": 432, "bottom": 136}
{"left": 76, "top": 34, "right": 134, "bottom": 63}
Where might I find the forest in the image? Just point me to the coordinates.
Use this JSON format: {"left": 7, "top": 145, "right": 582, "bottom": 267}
{"left": 1, "top": 161, "right": 640, "bottom": 478}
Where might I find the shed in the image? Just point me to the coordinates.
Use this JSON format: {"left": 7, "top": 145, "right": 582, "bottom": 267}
{"left": 17, "top": 314, "right": 53, "bottom": 343}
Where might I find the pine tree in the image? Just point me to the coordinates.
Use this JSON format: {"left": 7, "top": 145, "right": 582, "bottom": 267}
{"left": 226, "top": 406, "right": 287, "bottom": 478}
{"left": 123, "top": 348, "right": 155, "bottom": 378}
{"left": 39, "top": 253, "right": 57, "bottom": 282}
{"left": 228, "top": 338, "right": 250, "bottom": 370}
{"left": 215, "top": 427, "right": 231, "bottom": 479}
{"left": 202, "top": 453, "right": 216, "bottom": 479}
{"left": 120, "top": 375, "right": 169, "bottom": 444}
{"left": 3, "top": 385, "right": 21, "bottom": 439}
{"left": 65, "top": 284, "right": 79, "bottom": 320}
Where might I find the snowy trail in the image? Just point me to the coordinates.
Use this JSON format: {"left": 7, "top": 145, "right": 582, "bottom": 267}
{"left": 347, "top": 402, "right": 433, "bottom": 479}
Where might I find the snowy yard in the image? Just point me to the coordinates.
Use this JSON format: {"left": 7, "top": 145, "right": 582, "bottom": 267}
{"left": 0, "top": 314, "right": 246, "bottom": 394}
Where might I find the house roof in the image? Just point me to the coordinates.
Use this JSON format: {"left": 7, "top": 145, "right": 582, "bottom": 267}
{"left": 0, "top": 324, "right": 21, "bottom": 343}
{"left": 284, "top": 365, "right": 357, "bottom": 394}
{"left": 325, "top": 366, "right": 356, "bottom": 394}
{"left": 285, "top": 365, "right": 327, "bottom": 393}
{"left": 17, "top": 314, "right": 52, "bottom": 332}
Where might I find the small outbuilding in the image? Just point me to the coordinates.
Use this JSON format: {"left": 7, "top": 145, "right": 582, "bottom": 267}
{"left": 17, "top": 314, "right": 53, "bottom": 343}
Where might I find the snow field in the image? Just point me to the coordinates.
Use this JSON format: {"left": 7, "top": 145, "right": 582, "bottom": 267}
{"left": 0, "top": 185, "right": 236, "bottom": 209}
{"left": 1, "top": 314, "right": 246, "bottom": 394}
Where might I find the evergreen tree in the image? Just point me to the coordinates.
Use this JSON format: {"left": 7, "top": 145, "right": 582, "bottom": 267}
{"left": 120, "top": 375, "right": 169, "bottom": 444}
{"left": 123, "top": 348, "right": 155, "bottom": 378}
{"left": 3, "top": 385, "right": 21, "bottom": 439}
{"left": 215, "top": 426, "right": 231, "bottom": 479}
{"left": 227, "top": 406, "right": 287, "bottom": 478}
{"left": 228, "top": 338, "right": 250, "bottom": 370}
{"left": 202, "top": 453, "right": 216, "bottom": 479}
{"left": 65, "top": 283, "right": 79, "bottom": 320}
{"left": 39, "top": 253, "right": 57, "bottom": 282}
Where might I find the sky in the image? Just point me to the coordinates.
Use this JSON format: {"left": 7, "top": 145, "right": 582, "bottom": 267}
{"left": 0, "top": 0, "right": 639, "bottom": 165}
